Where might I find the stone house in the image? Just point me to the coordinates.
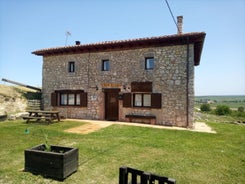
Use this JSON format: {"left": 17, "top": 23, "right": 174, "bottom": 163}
{"left": 33, "top": 17, "right": 205, "bottom": 127}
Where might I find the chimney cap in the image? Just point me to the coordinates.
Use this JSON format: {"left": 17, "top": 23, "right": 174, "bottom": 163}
{"left": 75, "top": 41, "right": 80, "bottom": 45}
{"left": 177, "top": 15, "right": 183, "bottom": 19}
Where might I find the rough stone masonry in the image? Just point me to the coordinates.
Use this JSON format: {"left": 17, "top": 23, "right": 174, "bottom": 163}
{"left": 33, "top": 20, "right": 205, "bottom": 128}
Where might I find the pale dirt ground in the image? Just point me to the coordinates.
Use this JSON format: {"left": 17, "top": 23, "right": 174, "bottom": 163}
{"left": 64, "top": 119, "right": 216, "bottom": 134}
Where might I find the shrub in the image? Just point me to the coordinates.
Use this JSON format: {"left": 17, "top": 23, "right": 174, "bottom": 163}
{"left": 215, "top": 105, "right": 231, "bottom": 115}
{"left": 200, "top": 104, "right": 211, "bottom": 112}
{"left": 238, "top": 106, "right": 244, "bottom": 112}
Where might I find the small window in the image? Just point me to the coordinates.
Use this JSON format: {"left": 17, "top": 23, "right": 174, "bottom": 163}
{"left": 102, "top": 60, "right": 110, "bottom": 71}
{"left": 145, "top": 57, "right": 154, "bottom": 70}
{"left": 68, "top": 61, "right": 75, "bottom": 73}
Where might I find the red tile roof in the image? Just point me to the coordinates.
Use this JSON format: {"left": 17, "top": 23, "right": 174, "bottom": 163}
{"left": 32, "top": 32, "right": 206, "bottom": 66}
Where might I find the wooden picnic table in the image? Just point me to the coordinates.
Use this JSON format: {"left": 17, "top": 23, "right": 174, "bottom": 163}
{"left": 23, "top": 110, "right": 60, "bottom": 123}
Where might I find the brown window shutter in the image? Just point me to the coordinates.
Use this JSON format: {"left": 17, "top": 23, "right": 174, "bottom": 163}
{"left": 151, "top": 93, "right": 162, "bottom": 108}
{"left": 80, "top": 92, "right": 88, "bottom": 107}
{"left": 51, "top": 92, "right": 57, "bottom": 106}
{"left": 123, "top": 93, "right": 132, "bottom": 107}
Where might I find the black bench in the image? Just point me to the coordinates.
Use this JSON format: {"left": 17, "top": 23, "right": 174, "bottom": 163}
{"left": 119, "top": 166, "right": 176, "bottom": 184}
{"left": 125, "top": 114, "right": 156, "bottom": 125}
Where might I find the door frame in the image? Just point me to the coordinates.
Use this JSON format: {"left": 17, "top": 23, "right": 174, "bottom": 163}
{"left": 103, "top": 88, "right": 120, "bottom": 121}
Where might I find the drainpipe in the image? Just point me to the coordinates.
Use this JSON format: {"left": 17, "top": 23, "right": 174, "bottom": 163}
{"left": 87, "top": 52, "right": 91, "bottom": 89}
{"left": 186, "top": 36, "right": 190, "bottom": 128}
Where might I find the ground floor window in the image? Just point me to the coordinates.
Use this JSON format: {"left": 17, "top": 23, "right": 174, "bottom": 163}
{"left": 51, "top": 90, "right": 87, "bottom": 107}
{"left": 60, "top": 93, "right": 81, "bottom": 106}
{"left": 134, "top": 93, "right": 151, "bottom": 107}
{"left": 123, "top": 93, "right": 161, "bottom": 109}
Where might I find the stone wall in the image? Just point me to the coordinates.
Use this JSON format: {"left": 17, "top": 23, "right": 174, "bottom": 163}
{"left": 42, "top": 44, "right": 194, "bottom": 127}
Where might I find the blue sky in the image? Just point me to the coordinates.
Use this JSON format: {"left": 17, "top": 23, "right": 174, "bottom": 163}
{"left": 0, "top": 0, "right": 244, "bottom": 96}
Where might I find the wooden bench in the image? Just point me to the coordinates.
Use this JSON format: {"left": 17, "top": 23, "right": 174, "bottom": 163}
{"left": 125, "top": 114, "right": 156, "bottom": 125}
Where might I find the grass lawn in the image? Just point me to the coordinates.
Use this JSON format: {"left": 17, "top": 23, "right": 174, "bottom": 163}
{"left": 0, "top": 120, "right": 244, "bottom": 184}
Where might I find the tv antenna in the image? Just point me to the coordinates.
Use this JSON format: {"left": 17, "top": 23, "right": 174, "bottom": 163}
{"left": 65, "top": 31, "right": 71, "bottom": 46}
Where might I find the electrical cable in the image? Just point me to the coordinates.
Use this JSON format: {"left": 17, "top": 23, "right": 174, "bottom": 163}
{"left": 164, "top": 0, "right": 180, "bottom": 33}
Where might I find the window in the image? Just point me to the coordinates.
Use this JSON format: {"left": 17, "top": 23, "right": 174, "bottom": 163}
{"left": 68, "top": 61, "right": 75, "bottom": 73}
{"left": 145, "top": 57, "right": 154, "bottom": 70}
{"left": 68, "top": 94, "right": 75, "bottom": 105}
{"left": 143, "top": 94, "right": 151, "bottom": 106}
{"left": 133, "top": 93, "right": 151, "bottom": 107}
{"left": 134, "top": 94, "right": 142, "bottom": 106}
{"left": 51, "top": 90, "right": 87, "bottom": 107}
{"left": 102, "top": 60, "right": 110, "bottom": 71}
{"left": 61, "top": 94, "right": 67, "bottom": 105}
{"left": 60, "top": 93, "right": 80, "bottom": 106}
{"left": 123, "top": 93, "right": 162, "bottom": 109}
{"left": 76, "top": 94, "right": 81, "bottom": 105}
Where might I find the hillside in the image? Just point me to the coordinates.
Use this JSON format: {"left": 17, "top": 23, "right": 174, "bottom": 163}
{"left": 195, "top": 95, "right": 245, "bottom": 109}
{"left": 0, "top": 84, "right": 35, "bottom": 115}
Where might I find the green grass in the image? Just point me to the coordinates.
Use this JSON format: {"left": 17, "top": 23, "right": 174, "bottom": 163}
{"left": 0, "top": 120, "right": 244, "bottom": 184}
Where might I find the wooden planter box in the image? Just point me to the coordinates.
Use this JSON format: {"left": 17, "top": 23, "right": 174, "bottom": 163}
{"left": 24, "top": 144, "right": 78, "bottom": 180}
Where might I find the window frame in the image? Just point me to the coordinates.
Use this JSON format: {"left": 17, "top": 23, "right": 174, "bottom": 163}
{"left": 68, "top": 61, "right": 75, "bottom": 73}
{"left": 133, "top": 93, "right": 151, "bottom": 107}
{"left": 51, "top": 90, "right": 86, "bottom": 107}
{"left": 145, "top": 57, "right": 154, "bottom": 70}
{"left": 102, "top": 59, "right": 110, "bottom": 71}
{"left": 60, "top": 92, "right": 81, "bottom": 106}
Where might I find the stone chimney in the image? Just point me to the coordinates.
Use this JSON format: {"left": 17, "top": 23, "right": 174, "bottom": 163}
{"left": 75, "top": 41, "right": 80, "bottom": 45}
{"left": 177, "top": 16, "right": 183, "bottom": 34}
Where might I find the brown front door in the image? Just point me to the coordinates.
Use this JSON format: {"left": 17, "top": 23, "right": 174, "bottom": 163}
{"left": 104, "top": 89, "right": 120, "bottom": 121}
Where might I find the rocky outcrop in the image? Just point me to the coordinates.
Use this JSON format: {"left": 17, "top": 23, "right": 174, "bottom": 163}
{"left": 0, "top": 85, "right": 30, "bottom": 120}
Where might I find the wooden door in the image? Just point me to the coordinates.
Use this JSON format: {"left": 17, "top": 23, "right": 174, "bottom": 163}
{"left": 104, "top": 89, "right": 120, "bottom": 121}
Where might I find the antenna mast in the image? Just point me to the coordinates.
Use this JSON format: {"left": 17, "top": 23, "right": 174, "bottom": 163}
{"left": 164, "top": 0, "right": 180, "bottom": 33}
{"left": 65, "top": 31, "right": 71, "bottom": 46}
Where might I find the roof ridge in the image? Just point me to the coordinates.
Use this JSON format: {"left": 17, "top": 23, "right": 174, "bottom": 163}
{"left": 32, "top": 32, "right": 205, "bottom": 53}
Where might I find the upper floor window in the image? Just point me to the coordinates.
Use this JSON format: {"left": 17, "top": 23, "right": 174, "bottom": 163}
{"left": 68, "top": 61, "right": 75, "bottom": 73}
{"left": 102, "top": 60, "right": 110, "bottom": 71}
{"left": 145, "top": 57, "right": 154, "bottom": 70}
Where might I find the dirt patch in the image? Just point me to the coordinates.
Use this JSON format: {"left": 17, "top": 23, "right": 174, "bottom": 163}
{"left": 192, "top": 122, "right": 216, "bottom": 133}
{"left": 65, "top": 120, "right": 113, "bottom": 134}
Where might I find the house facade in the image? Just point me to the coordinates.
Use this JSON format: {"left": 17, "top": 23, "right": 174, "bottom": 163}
{"left": 33, "top": 30, "right": 205, "bottom": 128}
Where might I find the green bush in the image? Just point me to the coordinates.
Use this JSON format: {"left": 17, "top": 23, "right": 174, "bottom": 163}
{"left": 215, "top": 105, "right": 231, "bottom": 115}
{"left": 200, "top": 104, "right": 211, "bottom": 112}
{"left": 232, "top": 110, "right": 245, "bottom": 118}
{"left": 238, "top": 106, "right": 244, "bottom": 112}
